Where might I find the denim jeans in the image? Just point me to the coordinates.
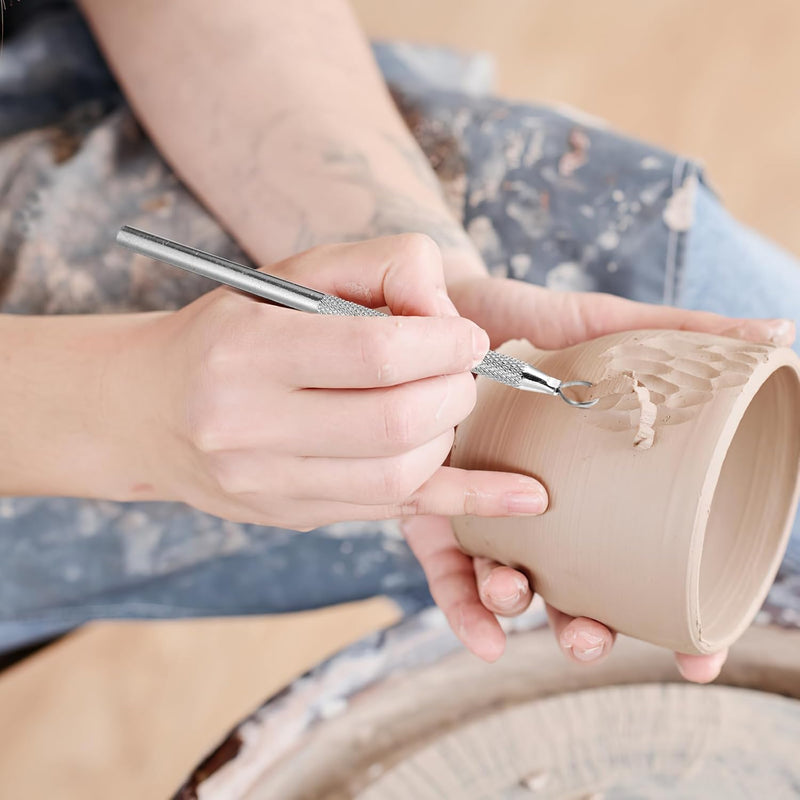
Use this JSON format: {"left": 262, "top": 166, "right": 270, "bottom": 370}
{"left": 0, "top": 6, "right": 798, "bottom": 652}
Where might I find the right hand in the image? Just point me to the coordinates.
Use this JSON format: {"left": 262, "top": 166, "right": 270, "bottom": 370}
{"left": 113, "top": 234, "right": 548, "bottom": 530}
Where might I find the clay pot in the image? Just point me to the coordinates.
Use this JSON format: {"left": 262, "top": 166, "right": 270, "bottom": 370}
{"left": 451, "top": 331, "right": 800, "bottom": 654}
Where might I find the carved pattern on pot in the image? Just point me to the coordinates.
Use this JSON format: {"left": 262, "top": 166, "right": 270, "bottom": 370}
{"left": 581, "top": 332, "right": 772, "bottom": 446}
{"left": 450, "top": 330, "right": 800, "bottom": 654}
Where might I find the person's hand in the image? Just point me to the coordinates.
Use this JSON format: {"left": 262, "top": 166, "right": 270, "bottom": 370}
{"left": 402, "top": 275, "right": 796, "bottom": 683}
{"left": 107, "top": 236, "right": 550, "bottom": 530}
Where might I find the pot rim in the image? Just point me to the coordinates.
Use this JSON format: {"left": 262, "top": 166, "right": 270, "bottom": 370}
{"left": 686, "top": 348, "right": 800, "bottom": 653}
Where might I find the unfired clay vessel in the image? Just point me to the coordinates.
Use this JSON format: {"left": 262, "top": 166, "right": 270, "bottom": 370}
{"left": 451, "top": 330, "right": 800, "bottom": 654}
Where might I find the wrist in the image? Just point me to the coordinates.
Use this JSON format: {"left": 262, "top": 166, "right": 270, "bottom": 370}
{"left": 209, "top": 114, "right": 489, "bottom": 284}
{"left": 0, "top": 312, "right": 169, "bottom": 501}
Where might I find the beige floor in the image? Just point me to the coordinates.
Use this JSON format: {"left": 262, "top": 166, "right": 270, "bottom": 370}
{"left": 2, "top": 2, "right": 798, "bottom": 799}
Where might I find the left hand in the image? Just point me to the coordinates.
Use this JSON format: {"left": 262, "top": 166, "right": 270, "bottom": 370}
{"left": 401, "top": 275, "right": 796, "bottom": 683}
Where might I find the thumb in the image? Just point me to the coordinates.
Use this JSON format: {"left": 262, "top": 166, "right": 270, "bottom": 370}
{"left": 450, "top": 277, "right": 794, "bottom": 350}
{"left": 553, "top": 292, "right": 796, "bottom": 349}
{"left": 272, "top": 234, "right": 459, "bottom": 318}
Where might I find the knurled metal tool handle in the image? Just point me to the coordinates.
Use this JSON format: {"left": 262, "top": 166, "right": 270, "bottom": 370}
{"left": 116, "top": 226, "right": 589, "bottom": 401}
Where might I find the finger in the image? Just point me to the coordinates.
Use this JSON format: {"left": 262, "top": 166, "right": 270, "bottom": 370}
{"left": 261, "top": 310, "right": 488, "bottom": 388}
{"left": 273, "top": 234, "right": 459, "bottom": 318}
{"left": 674, "top": 649, "right": 728, "bottom": 683}
{"left": 474, "top": 558, "right": 533, "bottom": 617}
{"left": 272, "top": 373, "right": 477, "bottom": 457}
{"left": 283, "top": 433, "right": 548, "bottom": 513}
{"left": 401, "top": 515, "right": 506, "bottom": 662}
{"left": 546, "top": 605, "right": 616, "bottom": 664}
{"left": 390, "top": 466, "right": 548, "bottom": 518}
{"left": 450, "top": 278, "right": 795, "bottom": 350}
{"left": 560, "top": 294, "right": 796, "bottom": 348}
{"left": 287, "top": 431, "right": 456, "bottom": 505}
{"left": 266, "top": 462, "right": 545, "bottom": 526}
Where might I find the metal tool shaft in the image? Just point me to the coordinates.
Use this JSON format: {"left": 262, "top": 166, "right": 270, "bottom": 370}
{"left": 117, "top": 226, "right": 326, "bottom": 312}
{"left": 116, "top": 226, "right": 596, "bottom": 406}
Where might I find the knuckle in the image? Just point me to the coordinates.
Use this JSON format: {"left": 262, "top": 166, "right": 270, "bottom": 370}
{"left": 188, "top": 403, "right": 228, "bottom": 454}
{"left": 191, "top": 425, "right": 221, "bottom": 455}
{"left": 203, "top": 338, "right": 237, "bottom": 379}
{"left": 395, "top": 493, "right": 423, "bottom": 517}
{"left": 592, "top": 292, "right": 622, "bottom": 321}
{"left": 357, "top": 327, "right": 398, "bottom": 385}
{"left": 206, "top": 294, "right": 279, "bottom": 361}
{"left": 377, "top": 463, "right": 403, "bottom": 502}
{"left": 186, "top": 384, "right": 238, "bottom": 454}
{"left": 269, "top": 250, "right": 307, "bottom": 281}
{"left": 381, "top": 393, "right": 416, "bottom": 447}
{"left": 209, "top": 289, "right": 242, "bottom": 317}
{"left": 208, "top": 292, "right": 257, "bottom": 337}
{"left": 462, "top": 486, "right": 480, "bottom": 515}
{"left": 394, "top": 232, "right": 440, "bottom": 268}
{"left": 378, "top": 458, "right": 419, "bottom": 503}
{"left": 206, "top": 452, "right": 248, "bottom": 495}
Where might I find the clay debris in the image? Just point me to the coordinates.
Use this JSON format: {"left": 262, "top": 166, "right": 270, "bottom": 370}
{"left": 588, "top": 371, "right": 656, "bottom": 449}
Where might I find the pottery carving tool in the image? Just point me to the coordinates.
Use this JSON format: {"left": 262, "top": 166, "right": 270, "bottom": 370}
{"left": 116, "top": 226, "right": 597, "bottom": 407}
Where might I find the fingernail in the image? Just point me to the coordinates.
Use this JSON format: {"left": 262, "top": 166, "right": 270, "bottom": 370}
{"left": 488, "top": 587, "right": 522, "bottom": 605}
{"left": 484, "top": 573, "right": 527, "bottom": 605}
{"left": 572, "top": 643, "right": 605, "bottom": 662}
{"left": 505, "top": 491, "right": 547, "bottom": 515}
{"left": 676, "top": 659, "right": 723, "bottom": 683}
{"left": 472, "top": 327, "right": 490, "bottom": 365}
{"left": 578, "top": 631, "right": 605, "bottom": 647}
{"left": 676, "top": 649, "right": 727, "bottom": 683}
{"left": 767, "top": 318, "right": 795, "bottom": 347}
{"left": 563, "top": 630, "right": 606, "bottom": 661}
{"left": 563, "top": 629, "right": 604, "bottom": 648}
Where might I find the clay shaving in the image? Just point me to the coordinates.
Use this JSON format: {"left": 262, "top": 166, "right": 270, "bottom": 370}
{"left": 588, "top": 371, "right": 657, "bottom": 449}
{"left": 631, "top": 381, "right": 657, "bottom": 450}
{"left": 587, "top": 373, "right": 636, "bottom": 399}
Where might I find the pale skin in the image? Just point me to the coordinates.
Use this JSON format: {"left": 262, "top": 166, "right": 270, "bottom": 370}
{"left": 1, "top": 0, "right": 792, "bottom": 682}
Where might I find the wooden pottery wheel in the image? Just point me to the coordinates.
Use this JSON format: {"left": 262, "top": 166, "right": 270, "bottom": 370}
{"left": 175, "top": 579, "right": 800, "bottom": 800}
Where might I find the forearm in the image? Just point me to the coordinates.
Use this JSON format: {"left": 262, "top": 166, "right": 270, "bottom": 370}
{"left": 0, "top": 313, "right": 163, "bottom": 500}
{"left": 77, "top": 0, "right": 486, "bottom": 282}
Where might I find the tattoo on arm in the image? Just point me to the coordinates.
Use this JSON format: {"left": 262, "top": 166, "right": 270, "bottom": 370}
{"left": 294, "top": 136, "right": 473, "bottom": 255}
{"left": 380, "top": 133, "right": 442, "bottom": 192}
